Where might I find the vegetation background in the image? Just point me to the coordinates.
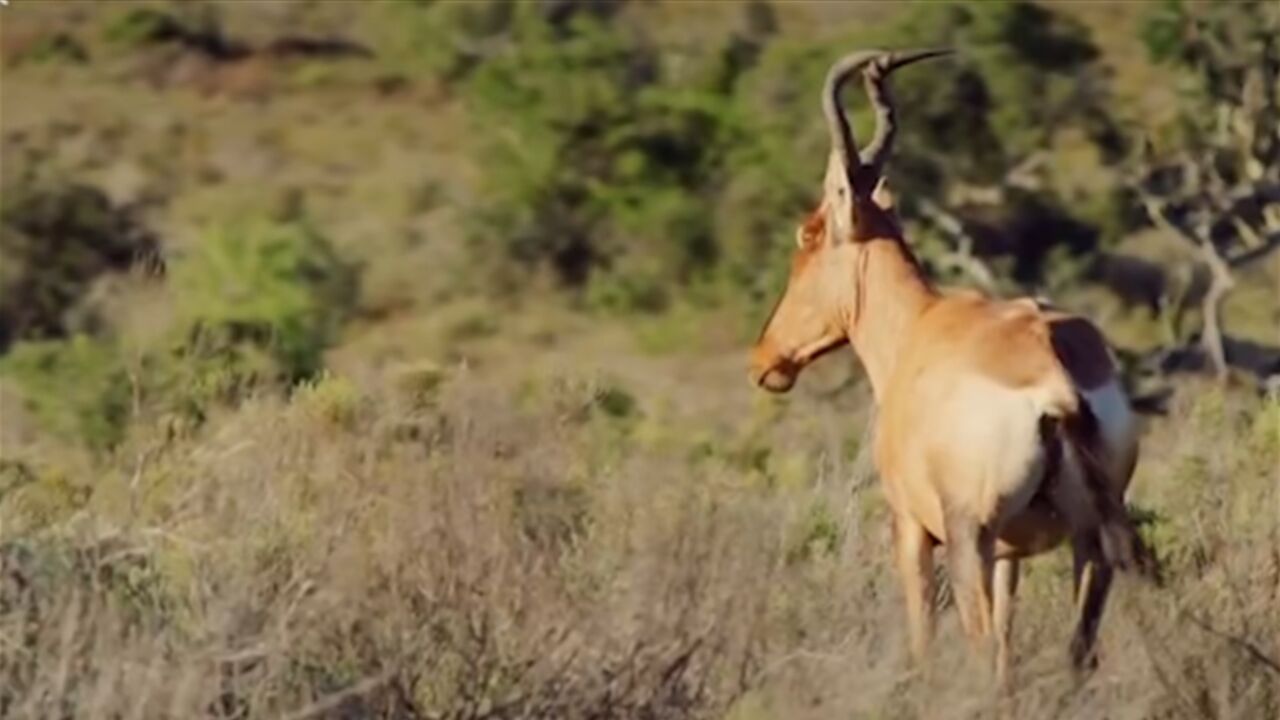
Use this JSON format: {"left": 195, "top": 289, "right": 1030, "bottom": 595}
{"left": 1, "top": 1, "right": 1277, "bottom": 718}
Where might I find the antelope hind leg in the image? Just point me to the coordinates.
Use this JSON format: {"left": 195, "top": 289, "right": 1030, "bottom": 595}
{"left": 893, "top": 512, "right": 937, "bottom": 664}
{"left": 1069, "top": 532, "right": 1114, "bottom": 671}
{"left": 993, "top": 557, "right": 1020, "bottom": 687}
{"left": 944, "top": 513, "right": 995, "bottom": 655}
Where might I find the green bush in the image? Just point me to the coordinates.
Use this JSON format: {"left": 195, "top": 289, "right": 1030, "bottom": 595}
{"left": 170, "top": 217, "right": 357, "bottom": 384}
{"left": 295, "top": 372, "right": 363, "bottom": 430}
{"left": 13, "top": 33, "right": 88, "bottom": 65}
{"left": 101, "top": 8, "right": 186, "bottom": 48}
{"left": 0, "top": 336, "right": 130, "bottom": 451}
{"left": 594, "top": 383, "right": 637, "bottom": 420}
{"left": 739, "top": 1, "right": 1135, "bottom": 300}
{"left": 786, "top": 499, "right": 842, "bottom": 564}
{"left": 448, "top": 0, "right": 1124, "bottom": 317}
{"left": 724, "top": 0, "right": 1113, "bottom": 248}
{"left": 459, "top": 3, "right": 751, "bottom": 307}
{"left": 144, "top": 331, "right": 278, "bottom": 430}
{"left": 371, "top": 0, "right": 515, "bottom": 83}
{"left": 1, "top": 216, "right": 358, "bottom": 448}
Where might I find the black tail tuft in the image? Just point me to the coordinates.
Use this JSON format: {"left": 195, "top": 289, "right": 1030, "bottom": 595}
{"left": 1062, "top": 401, "right": 1163, "bottom": 585}
{"left": 1096, "top": 514, "right": 1163, "bottom": 585}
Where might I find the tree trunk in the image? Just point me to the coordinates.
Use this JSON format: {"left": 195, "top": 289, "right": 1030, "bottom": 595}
{"left": 1198, "top": 242, "right": 1235, "bottom": 383}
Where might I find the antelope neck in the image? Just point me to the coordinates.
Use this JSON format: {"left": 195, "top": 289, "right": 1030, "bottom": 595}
{"left": 843, "top": 236, "right": 938, "bottom": 403}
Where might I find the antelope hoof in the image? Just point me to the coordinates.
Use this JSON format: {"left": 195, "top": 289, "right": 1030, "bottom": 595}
{"left": 1069, "top": 636, "right": 1099, "bottom": 674}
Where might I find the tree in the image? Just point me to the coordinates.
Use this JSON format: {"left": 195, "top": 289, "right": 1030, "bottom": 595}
{"left": 459, "top": 1, "right": 757, "bottom": 311}
{"left": 1132, "top": 0, "right": 1280, "bottom": 383}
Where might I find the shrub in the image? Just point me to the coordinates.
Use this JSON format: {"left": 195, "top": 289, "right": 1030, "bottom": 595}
{"left": 0, "top": 183, "right": 157, "bottom": 350}
{"left": 391, "top": 361, "right": 448, "bottom": 410}
{"left": 1, "top": 215, "right": 358, "bottom": 448}
{"left": 101, "top": 8, "right": 187, "bottom": 48}
{"left": 170, "top": 217, "right": 357, "bottom": 384}
{"left": 449, "top": 0, "right": 1124, "bottom": 317}
{"left": 295, "top": 372, "right": 363, "bottom": 430}
{"left": 593, "top": 382, "right": 637, "bottom": 420}
{"left": 459, "top": 3, "right": 750, "bottom": 306}
{"left": 144, "top": 330, "right": 278, "bottom": 430}
{"left": 12, "top": 33, "right": 88, "bottom": 65}
{"left": 0, "top": 336, "right": 130, "bottom": 451}
{"left": 370, "top": 0, "right": 515, "bottom": 83}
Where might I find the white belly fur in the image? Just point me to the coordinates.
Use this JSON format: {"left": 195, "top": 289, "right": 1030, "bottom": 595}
{"left": 938, "top": 377, "right": 1051, "bottom": 526}
{"left": 891, "top": 379, "right": 1137, "bottom": 543}
{"left": 937, "top": 379, "right": 1135, "bottom": 528}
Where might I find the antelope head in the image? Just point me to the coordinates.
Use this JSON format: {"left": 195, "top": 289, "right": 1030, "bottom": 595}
{"left": 750, "top": 48, "right": 950, "bottom": 393}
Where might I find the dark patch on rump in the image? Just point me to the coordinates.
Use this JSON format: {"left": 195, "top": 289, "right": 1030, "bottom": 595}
{"left": 1048, "top": 316, "right": 1114, "bottom": 390}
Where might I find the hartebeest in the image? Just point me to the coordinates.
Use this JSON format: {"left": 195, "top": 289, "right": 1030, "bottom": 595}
{"left": 749, "top": 49, "right": 1158, "bottom": 681}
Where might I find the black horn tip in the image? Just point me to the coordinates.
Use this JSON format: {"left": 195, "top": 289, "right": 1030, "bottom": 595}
{"left": 883, "top": 47, "right": 955, "bottom": 70}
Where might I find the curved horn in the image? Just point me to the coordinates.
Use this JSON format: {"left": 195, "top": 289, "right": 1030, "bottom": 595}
{"left": 859, "top": 48, "right": 953, "bottom": 179}
{"left": 821, "top": 50, "right": 883, "bottom": 194}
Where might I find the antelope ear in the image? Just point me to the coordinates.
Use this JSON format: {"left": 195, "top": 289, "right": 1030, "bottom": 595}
{"left": 871, "top": 177, "right": 895, "bottom": 210}
{"left": 796, "top": 204, "right": 826, "bottom": 249}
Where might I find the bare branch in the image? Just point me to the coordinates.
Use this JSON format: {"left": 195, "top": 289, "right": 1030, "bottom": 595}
{"left": 1134, "top": 186, "right": 1235, "bottom": 382}
{"left": 1197, "top": 240, "right": 1235, "bottom": 384}
{"left": 1182, "top": 610, "right": 1280, "bottom": 677}
{"left": 1134, "top": 190, "right": 1207, "bottom": 248}
{"left": 939, "top": 152, "right": 1048, "bottom": 208}
{"left": 916, "top": 198, "right": 998, "bottom": 293}
{"left": 280, "top": 670, "right": 397, "bottom": 720}
{"left": 1228, "top": 233, "right": 1280, "bottom": 267}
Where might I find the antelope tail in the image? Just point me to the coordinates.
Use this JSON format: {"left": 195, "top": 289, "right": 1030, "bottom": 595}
{"left": 1051, "top": 401, "right": 1162, "bottom": 584}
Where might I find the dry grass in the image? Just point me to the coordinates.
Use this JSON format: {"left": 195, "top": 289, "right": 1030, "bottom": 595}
{"left": 1, "top": 365, "right": 1276, "bottom": 719}
{"left": 3, "top": 2, "right": 1278, "bottom": 717}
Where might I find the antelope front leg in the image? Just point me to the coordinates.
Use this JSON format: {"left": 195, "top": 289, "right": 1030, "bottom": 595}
{"left": 992, "top": 557, "right": 1020, "bottom": 687}
{"left": 893, "top": 512, "right": 936, "bottom": 664}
